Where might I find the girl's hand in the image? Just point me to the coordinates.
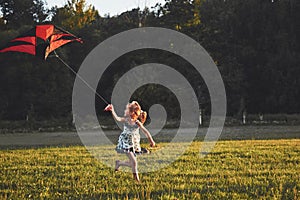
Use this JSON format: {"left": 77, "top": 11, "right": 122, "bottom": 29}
{"left": 104, "top": 104, "right": 113, "bottom": 112}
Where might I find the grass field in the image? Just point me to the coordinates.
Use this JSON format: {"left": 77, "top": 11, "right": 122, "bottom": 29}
{"left": 0, "top": 139, "right": 299, "bottom": 199}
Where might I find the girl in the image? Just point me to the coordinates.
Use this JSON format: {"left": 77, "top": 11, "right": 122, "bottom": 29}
{"left": 104, "top": 101, "right": 155, "bottom": 182}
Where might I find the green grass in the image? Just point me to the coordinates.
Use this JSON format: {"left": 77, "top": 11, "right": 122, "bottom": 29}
{"left": 0, "top": 139, "right": 299, "bottom": 199}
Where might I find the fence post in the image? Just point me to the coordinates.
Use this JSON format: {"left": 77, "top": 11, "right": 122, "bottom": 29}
{"left": 243, "top": 110, "right": 247, "bottom": 125}
{"left": 199, "top": 109, "right": 203, "bottom": 126}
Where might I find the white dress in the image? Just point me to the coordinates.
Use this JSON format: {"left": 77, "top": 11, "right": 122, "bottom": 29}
{"left": 116, "top": 120, "right": 141, "bottom": 154}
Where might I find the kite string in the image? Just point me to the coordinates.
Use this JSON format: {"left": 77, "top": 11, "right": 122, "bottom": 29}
{"left": 53, "top": 51, "right": 110, "bottom": 105}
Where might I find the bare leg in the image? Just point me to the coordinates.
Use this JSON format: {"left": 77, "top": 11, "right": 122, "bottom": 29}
{"left": 115, "top": 153, "right": 140, "bottom": 182}
{"left": 126, "top": 152, "right": 140, "bottom": 182}
{"left": 115, "top": 160, "right": 131, "bottom": 171}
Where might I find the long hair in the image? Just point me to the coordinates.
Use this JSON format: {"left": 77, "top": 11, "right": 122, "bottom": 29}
{"left": 128, "top": 101, "right": 147, "bottom": 124}
{"left": 139, "top": 110, "right": 147, "bottom": 124}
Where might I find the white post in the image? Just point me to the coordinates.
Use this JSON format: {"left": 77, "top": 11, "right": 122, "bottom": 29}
{"left": 259, "top": 113, "right": 264, "bottom": 121}
{"left": 72, "top": 114, "right": 76, "bottom": 124}
{"left": 242, "top": 111, "right": 246, "bottom": 125}
{"left": 199, "top": 109, "right": 203, "bottom": 126}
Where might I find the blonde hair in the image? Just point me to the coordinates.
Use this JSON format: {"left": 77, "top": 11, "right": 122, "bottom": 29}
{"left": 128, "top": 101, "right": 147, "bottom": 124}
{"left": 139, "top": 110, "right": 147, "bottom": 124}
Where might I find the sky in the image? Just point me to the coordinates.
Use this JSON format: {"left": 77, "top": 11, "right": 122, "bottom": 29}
{"left": 46, "top": 0, "right": 166, "bottom": 16}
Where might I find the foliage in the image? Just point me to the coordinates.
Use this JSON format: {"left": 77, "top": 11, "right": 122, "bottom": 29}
{"left": 0, "top": 0, "right": 299, "bottom": 121}
{"left": 51, "top": 0, "right": 99, "bottom": 31}
{"left": 0, "top": 0, "right": 49, "bottom": 28}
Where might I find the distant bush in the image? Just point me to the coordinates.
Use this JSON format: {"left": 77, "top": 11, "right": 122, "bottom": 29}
{"left": 1, "top": 113, "right": 300, "bottom": 134}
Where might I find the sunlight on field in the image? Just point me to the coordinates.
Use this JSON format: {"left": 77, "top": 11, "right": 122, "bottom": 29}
{"left": 0, "top": 140, "right": 299, "bottom": 199}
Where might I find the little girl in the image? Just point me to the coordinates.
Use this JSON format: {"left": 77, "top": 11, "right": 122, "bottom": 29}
{"left": 104, "top": 101, "right": 155, "bottom": 182}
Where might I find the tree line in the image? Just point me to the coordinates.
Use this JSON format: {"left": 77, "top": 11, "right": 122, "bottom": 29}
{"left": 0, "top": 0, "right": 299, "bottom": 122}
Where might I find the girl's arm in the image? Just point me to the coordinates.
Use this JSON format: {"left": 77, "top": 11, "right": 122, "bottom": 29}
{"left": 136, "top": 121, "right": 155, "bottom": 147}
{"left": 105, "top": 104, "right": 125, "bottom": 122}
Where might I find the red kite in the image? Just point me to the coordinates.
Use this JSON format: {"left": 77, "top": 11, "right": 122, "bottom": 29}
{"left": 0, "top": 24, "right": 109, "bottom": 104}
{"left": 0, "top": 24, "right": 83, "bottom": 59}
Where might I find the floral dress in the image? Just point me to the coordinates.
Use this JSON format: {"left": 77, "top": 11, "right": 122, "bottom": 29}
{"left": 116, "top": 120, "right": 141, "bottom": 154}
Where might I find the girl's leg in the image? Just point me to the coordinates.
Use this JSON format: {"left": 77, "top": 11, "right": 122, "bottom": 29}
{"left": 115, "top": 153, "right": 140, "bottom": 182}
{"left": 115, "top": 160, "right": 131, "bottom": 171}
{"left": 126, "top": 152, "right": 139, "bottom": 182}
{"left": 115, "top": 153, "right": 137, "bottom": 170}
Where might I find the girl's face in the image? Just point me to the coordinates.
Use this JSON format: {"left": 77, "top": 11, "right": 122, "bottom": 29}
{"left": 124, "top": 102, "right": 141, "bottom": 120}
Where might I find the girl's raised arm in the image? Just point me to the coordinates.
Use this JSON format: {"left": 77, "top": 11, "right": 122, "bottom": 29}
{"left": 136, "top": 121, "right": 155, "bottom": 147}
{"left": 104, "top": 104, "right": 125, "bottom": 122}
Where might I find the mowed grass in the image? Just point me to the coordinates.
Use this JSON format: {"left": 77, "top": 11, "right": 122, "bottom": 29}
{"left": 0, "top": 139, "right": 299, "bottom": 200}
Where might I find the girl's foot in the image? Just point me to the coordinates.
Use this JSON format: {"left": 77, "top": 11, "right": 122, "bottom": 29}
{"left": 115, "top": 160, "right": 120, "bottom": 172}
{"left": 133, "top": 173, "right": 140, "bottom": 182}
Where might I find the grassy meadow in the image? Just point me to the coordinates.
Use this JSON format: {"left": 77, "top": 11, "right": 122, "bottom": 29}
{"left": 0, "top": 139, "right": 299, "bottom": 199}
